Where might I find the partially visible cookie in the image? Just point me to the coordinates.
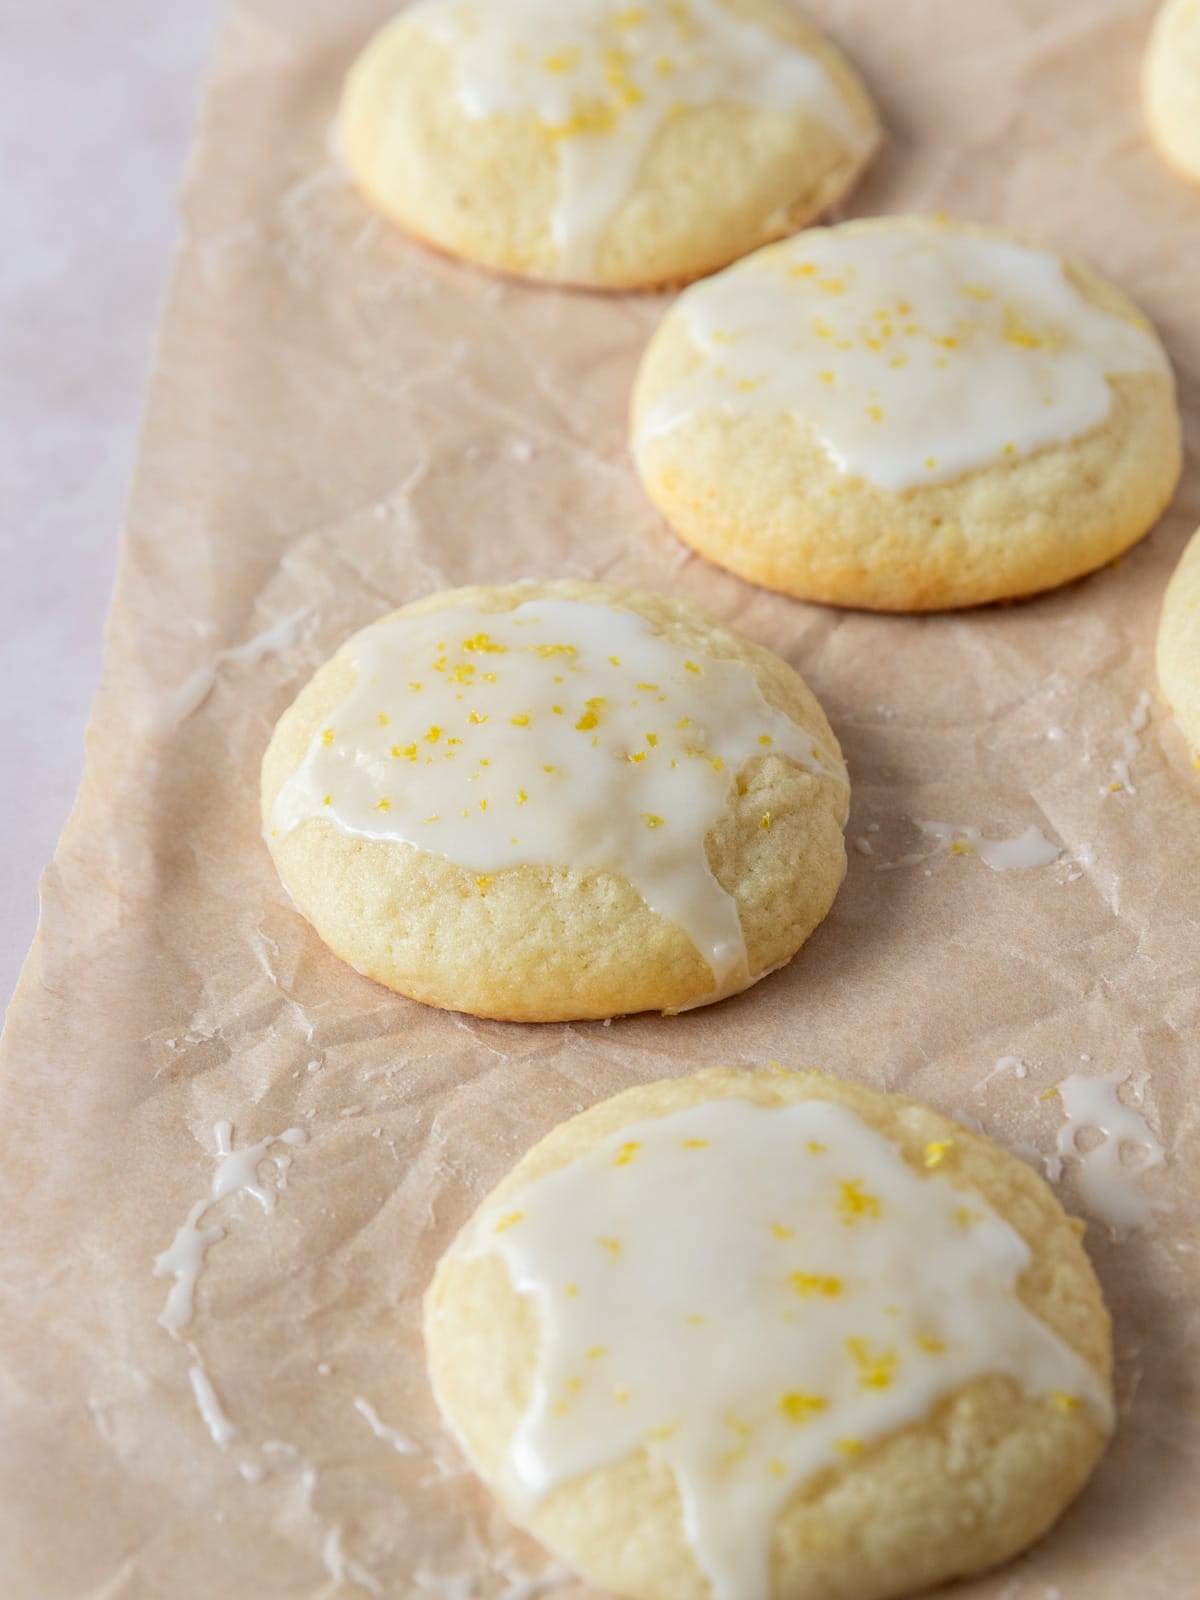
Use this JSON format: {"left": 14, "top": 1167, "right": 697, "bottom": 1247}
{"left": 261, "top": 581, "right": 848, "bottom": 1021}
{"left": 338, "top": 0, "right": 879, "bottom": 289}
{"left": 1157, "top": 527, "right": 1200, "bottom": 760}
{"left": 631, "top": 215, "right": 1180, "bottom": 611}
{"left": 425, "top": 1067, "right": 1114, "bottom": 1600}
{"left": 1144, "top": 0, "right": 1200, "bottom": 182}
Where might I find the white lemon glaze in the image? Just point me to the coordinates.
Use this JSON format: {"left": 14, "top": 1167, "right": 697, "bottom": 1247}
{"left": 154, "top": 1121, "right": 306, "bottom": 1336}
{"left": 353, "top": 1396, "right": 418, "bottom": 1456}
{"left": 444, "top": 1096, "right": 1112, "bottom": 1600}
{"left": 915, "top": 820, "right": 1062, "bottom": 870}
{"left": 417, "top": 0, "right": 867, "bottom": 278}
{"left": 636, "top": 221, "right": 1170, "bottom": 489}
{"left": 1054, "top": 1072, "right": 1167, "bottom": 1234}
{"left": 188, "top": 1362, "right": 239, "bottom": 1450}
{"left": 270, "top": 599, "right": 845, "bottom": 997}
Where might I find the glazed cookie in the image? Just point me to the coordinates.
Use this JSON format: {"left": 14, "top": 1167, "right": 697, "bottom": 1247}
{"left": 425, "top": 1067, "right": 1114, "bottom": 1600}
{"left": 261, "top": 582, "right": 848, "bottom": 1021}
{"left": 631, "top": 216, "right": 1180, "bottom": 611}
{"left": 1144, "top": 0, "right": 1200, "bottom": 182}
{"left": 338, "top": 0, "right": 878, "bottom": 289}
{"left": 1157, "top": 526, "right": 1200, "bottom": 760}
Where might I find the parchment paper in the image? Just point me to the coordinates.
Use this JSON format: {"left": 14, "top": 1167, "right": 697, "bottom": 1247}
{"left": 2, "top": 1, "right": 1198, "bottom": 1595}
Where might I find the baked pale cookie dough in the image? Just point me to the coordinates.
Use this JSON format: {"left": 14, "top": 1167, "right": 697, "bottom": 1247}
{"left": 1157, "top": 527, "right": 1200, "bottom": 760}
{"left": 261, "top": 582, "right": 848, "bottom": 1021}
{"left": 338, "top": 0, "right": 879, "bottom": 289}
{"left": 631, "top": 215, "right": 1181, "bottom": 611}
{"left": 1144, "top": 0, "right": 1200, "bottom": 182}
{"left": 426, "top": 1067, "right": 1114, "bottom": 1600}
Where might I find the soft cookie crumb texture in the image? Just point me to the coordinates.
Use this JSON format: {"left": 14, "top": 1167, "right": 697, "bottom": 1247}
{"left": 261, "top": 584, "right": 848, "bottom": 1021}
{"left": 427, "top": 1071, "right": 1114, "bottom": 1600}
{"left": 1156, "top": 526, "right": 1200, "bottom": 759}
{"left": 339, "top": 0, "right": 878, "bottom": 286}
{"left": 1144, "top": 0, "right": 1200, "bottom": 182}
{"left": 632, "top": 217, "right": 1180, "bottom": 609}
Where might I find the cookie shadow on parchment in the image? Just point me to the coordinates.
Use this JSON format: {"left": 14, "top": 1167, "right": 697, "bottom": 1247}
{"left": 774, "top": 702, "right": 923, "bottom": 993}
{"left": 1023, "top": 1257, "right": 1193, "bottom": 1577}
{"left": 587, "top": 704, "right": 920, "bottom": 1068}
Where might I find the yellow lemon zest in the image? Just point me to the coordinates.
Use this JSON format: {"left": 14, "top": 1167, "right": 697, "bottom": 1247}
{"left": 779, "top": 1391, "right": 829, "bottom": 1423}
{"left": 837, "top": 1179, "right": 882, "bottom": 1224}
{"left": 846, "top": 1337, "right": 898, "bottom": 1389}
{"left": 790, "top": 1271, "right": 843, "bottom": 1298}
{"left": 923, "top": 1139, "right": 954, "bottom": 1169}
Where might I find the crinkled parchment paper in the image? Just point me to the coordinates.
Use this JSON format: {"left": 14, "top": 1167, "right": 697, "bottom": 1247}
{"left": 2, "top": 1, "right": 1198, "bottom": 1595}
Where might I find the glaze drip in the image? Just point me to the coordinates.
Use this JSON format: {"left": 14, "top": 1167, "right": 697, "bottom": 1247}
{"left": 271, "top": 599, "right": 845, "bottom": 997}
{"left": 637, "top": 222, "right": 1169, "bottom": 489}
{"left": 447, "top": 1095, "right": 1112, "bottom": 1600}
{"left": 418, "top": 0, "right": 868, "bottom": 277}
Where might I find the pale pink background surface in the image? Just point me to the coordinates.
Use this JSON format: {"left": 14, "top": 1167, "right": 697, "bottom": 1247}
{"left": 0, "top": 1, "right": 217, "bottom": 1011}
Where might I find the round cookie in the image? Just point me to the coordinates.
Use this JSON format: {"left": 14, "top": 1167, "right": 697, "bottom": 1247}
{"left": 337, "top": 0, "right": 879, "bottom": 290}
{"left": 1156, "top": 526, "right": 1200, "bottom": 760}
{"left": 631, "top": 215, "right": 1181, "bottom": 611}
{"left": 261, "top": 581, "right": 848, "bottom": 1021}
{"left": 425, "top": 1067, "right": 1114, "bottom": 1600}
{"left": 1144, "top": 0, "right": 1200, "bottom": 182}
